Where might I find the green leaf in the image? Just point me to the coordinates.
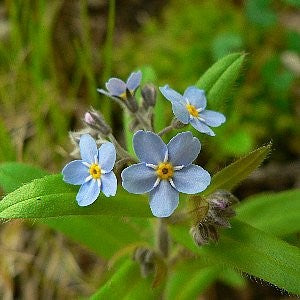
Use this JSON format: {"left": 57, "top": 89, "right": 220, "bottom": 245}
{"left": 202, "top": 144, "right": 271, "bottom": 197}
{"left": 171, "top": 220, "right": 300, "bottom": 295}
{"left": 90, "top": 259, "right": 155, "bottom": 300}
{"left": 41, "top": 216, "right": 151, "bottom": 259}
{"left": 0, "top": 162, "right": 48, "bottom": 193}
{"left": 237, "top": 189, "right": 300, "bottom": 237}
{"left": 0, "top": 174, "right": 152, "bottom": 219}
{"left": 196, "top": 52, "right": 245, "bottom": 109}
{"left": 0, "top": 162, "right": 152, "bottom": 258}
{"left": 165, "top": 261, "right": 219, "bottom": 300}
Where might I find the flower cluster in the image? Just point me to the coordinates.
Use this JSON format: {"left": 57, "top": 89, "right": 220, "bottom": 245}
{"left": 62, "top": 70, "right": 229, "bottom": 223}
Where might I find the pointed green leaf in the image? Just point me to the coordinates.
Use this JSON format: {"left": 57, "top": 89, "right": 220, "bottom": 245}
{"left": 0, "top": 162, "right": 48, "bottom": 193}
{"left": 202, "top": 144, "right": 271, "bottom": 197}
{"left": 0, "top": 174, "right": 152, "bottom": 219}
{"left": 165, "top": 261, "right": 219, "bottom": 300}
{"left": 90, "top": 259, "right": 155, "bottom": 300}
{"left": 0, "top": 162, "right": 152, "bottom": 258}
{"left": 170, "top": 220, "right": 300, "bottom": 295}
{"left": 237, "top": 189, "right": 300, "bottom": 236}
{"left": 196, "top": 53, "right": 245, "bottom": 109}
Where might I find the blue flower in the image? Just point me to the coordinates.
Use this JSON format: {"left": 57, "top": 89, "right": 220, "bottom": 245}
{"left": 159, "top": 85, "right": 226, "bottom": 136}
{"left": 97, "top": 71, "right": 142, "bottom": 100}
{"left": 121, "top": 131, "right": 211, "bottom": 218}
{"left": 62, "top": 134, "right": 117, "bottom": 206}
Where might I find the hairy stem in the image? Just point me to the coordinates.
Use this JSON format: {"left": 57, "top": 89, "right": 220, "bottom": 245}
{"left": 108, "top": 133, "right": 135, "bottom": 160}
{"left": 156, "top": 218, "right": 170, "bottom": 258}
{"left": 158, "top": 125, "right": 174, "bottom": 136}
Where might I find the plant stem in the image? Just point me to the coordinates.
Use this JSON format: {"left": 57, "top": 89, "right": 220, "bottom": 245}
{"left": 108, "top": 133, "right": 135, "bottom": 160}
{"left": 156, "top": 218, "right": 170, "bottom": 258}
{"left": 158, "top": 125, "right": 173, "bottom": 136}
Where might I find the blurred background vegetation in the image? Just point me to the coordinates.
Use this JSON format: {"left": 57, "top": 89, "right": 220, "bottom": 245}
{"left": 0, "top": 0, "right": 299, "bottom": 298}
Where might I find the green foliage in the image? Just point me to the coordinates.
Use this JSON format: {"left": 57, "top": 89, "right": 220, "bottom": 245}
{"left": 0, "top": 174, "right": 152, "bottom": 218}
{"left": 165, "top": 262, "right": 219, "bottom": 300}
{"left": 0, "top": 162, "right": 152, "bottom": 258}
{"left": 171, "top": 220, "right": 300, "bottom": 295}
{"left": 196, "top": 52, "right": 245, "bottom": 109}
{"left": 90, "top": 259, "right": 155, "bottom": 300}
{"left": 0, "top": 162, "right": 48, "bottom": 193}
{"left": 237, "top": 189, "right": 300, "bottom": 237}
{"left": 202, "top": 143, "right": 271, "bottom": 196}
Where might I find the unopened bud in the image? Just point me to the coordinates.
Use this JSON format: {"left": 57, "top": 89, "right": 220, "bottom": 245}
{"left": 141, "top": 84, "right": 156, "bottom": 108}
{"left": 125, "top": 89, "right": 139, "bottom": 113}
{"left": 83, "top": 109, "right": 111, "bottom": 136}
{"left": 133, "top": 247, "right": 155, "bottom": 277}
{"left": 189, "top": 225, "right": 209, "bottom": 246}
{"left": 171, "top": 118, "right": 186, "bottom": 129}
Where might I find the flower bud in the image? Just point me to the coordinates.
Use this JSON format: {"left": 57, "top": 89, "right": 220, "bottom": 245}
{"left": 141, "top": 84, "right": 157, "bottom": 108}
{"left": 83, "top": 109, "right": 111, "bottom": 136}
{"left": 190, "top": 190, "right": 238, "bottom": 247}
{"left": 125, "top": 89, "right": 139, "bottom": 113}
{"left": 133, "top": 247, "right": 155, "bottom": 277}
{"left": 189, "top": 224, "right": 209, "bottom": 246}
{"left": 171, "top": 118, "right": 187, "bottom": 129}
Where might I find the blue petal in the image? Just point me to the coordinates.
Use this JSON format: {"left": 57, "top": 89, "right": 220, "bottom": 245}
{"left": 159, "top": 85, "right": 185, "bottom": 105}
{"left": 76, "top": 179, "right": 100, "bottom": 206}
{"left": 172, "top": 102, "right": 189, "bottom": 124}
{"left": 183, "top": 86, "right": 207, "bottom": 109}
{"left": 98, "top": 142, "right": 116, "bottom": 172}
{"left": 126, "top": 71, "right": 142, "bottom": 91}
{"left": 133, "top": 131, "right": 167, "bottom": 165}
{"left": 167, "top": 132, "right": 201, "bottom": 166}
{"left": 200, "top": 110, "right": 226, "bottom": 127}
{"left": 79, "top": 134, "right": 98, "bottom": 163}
{"left": 173, "top": 164, "right": 211, "bottom": 194}
{"left": 190, "top": 118, "right": 215, "bottom": 136}
{"left": 105, "top": 78, "right": 126, "bottom": 96}
{"left": 62, "top": 160, "right": 89, "bottom": 185}
{"left": 149, "top": 180, "right": 179, "bottom": 218}
{"left": 101, "top": 171, "right": 117, "bottom": 197}
{"left": 121, "top": 163, "right": 157, "bottom": 194}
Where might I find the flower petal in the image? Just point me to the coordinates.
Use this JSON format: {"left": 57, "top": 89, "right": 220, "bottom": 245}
{"left": 190, "top": 118, "right": 215, "bottom": 136}
{"left": 105, "top": 78, "right": 126, "bottom": 96}
{"left": 173, "top": 164, "right": 211, "bottom": 194}
{"left": 133, "top": 130, "right": 167, "bottom": 165}
{"left": 172, "top": 102, "right": 189, "bottom": 124}
{"left": 200, "top": 110, "right": 226, "bottom": 127}
{"left": 126, "top": 71, "right": 142, "bottom": 91}
{"left": 121, "top": 163, "right": 157, "bottom": 194}
{"left": 149, "top": 180, "right": 179, "bottom": 218}
{"left": 183, "top": 86, "right": 207, "bottom": 109}
{"left": 167, "top": 132, "right": 201, "bottom": 166}
{"left": 101, "top": 172, "right": 117, "bottom": 197}
{"left": 79, "top": 134, "right": 98, "bottom": 163}
{"left": 98, "top": 142, "right": 116, "bottom": 172}
{"left": 159, "top": 85, "right": 185, "bottom": 105}
{"left": 76, "top": 179, "right": 100, "bottom": 206}
{"left": 62, "top": 160, "right": 89, "bottom": 185}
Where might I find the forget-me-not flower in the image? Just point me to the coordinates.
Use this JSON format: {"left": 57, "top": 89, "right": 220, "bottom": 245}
{"left": 62, "top": 134, "right": 117, "bottom": 206}
{"left": 97, "top": 71, "right": 142, "bottom": 100}
{"left": 159, "top": 85, "right": 226, "bottom": 136}
{"left": 121, "top": 131, "right": 211, "bottom": 218}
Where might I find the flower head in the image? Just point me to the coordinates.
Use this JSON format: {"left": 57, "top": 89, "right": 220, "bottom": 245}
{"left": 159, "top": 85, "right": 226, "bottom": 136}
{"left": 121, "top": 131, "right": 211, "bottom": 217}
{"left": 97, "top": 70, "right": 142, "bottom": 100}
{"left": 62, "top": 134, "right": 117, "bottom": 206}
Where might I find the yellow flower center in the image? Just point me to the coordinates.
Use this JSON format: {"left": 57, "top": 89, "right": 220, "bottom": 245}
{"left": 156, "top": 162, "right": 174, "bottom": 180}
{"left": 89, "top": 163, "right": 101, "bottom": 179}
{"left": 186, "top": 104, "right": 199, "bottom": 117}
